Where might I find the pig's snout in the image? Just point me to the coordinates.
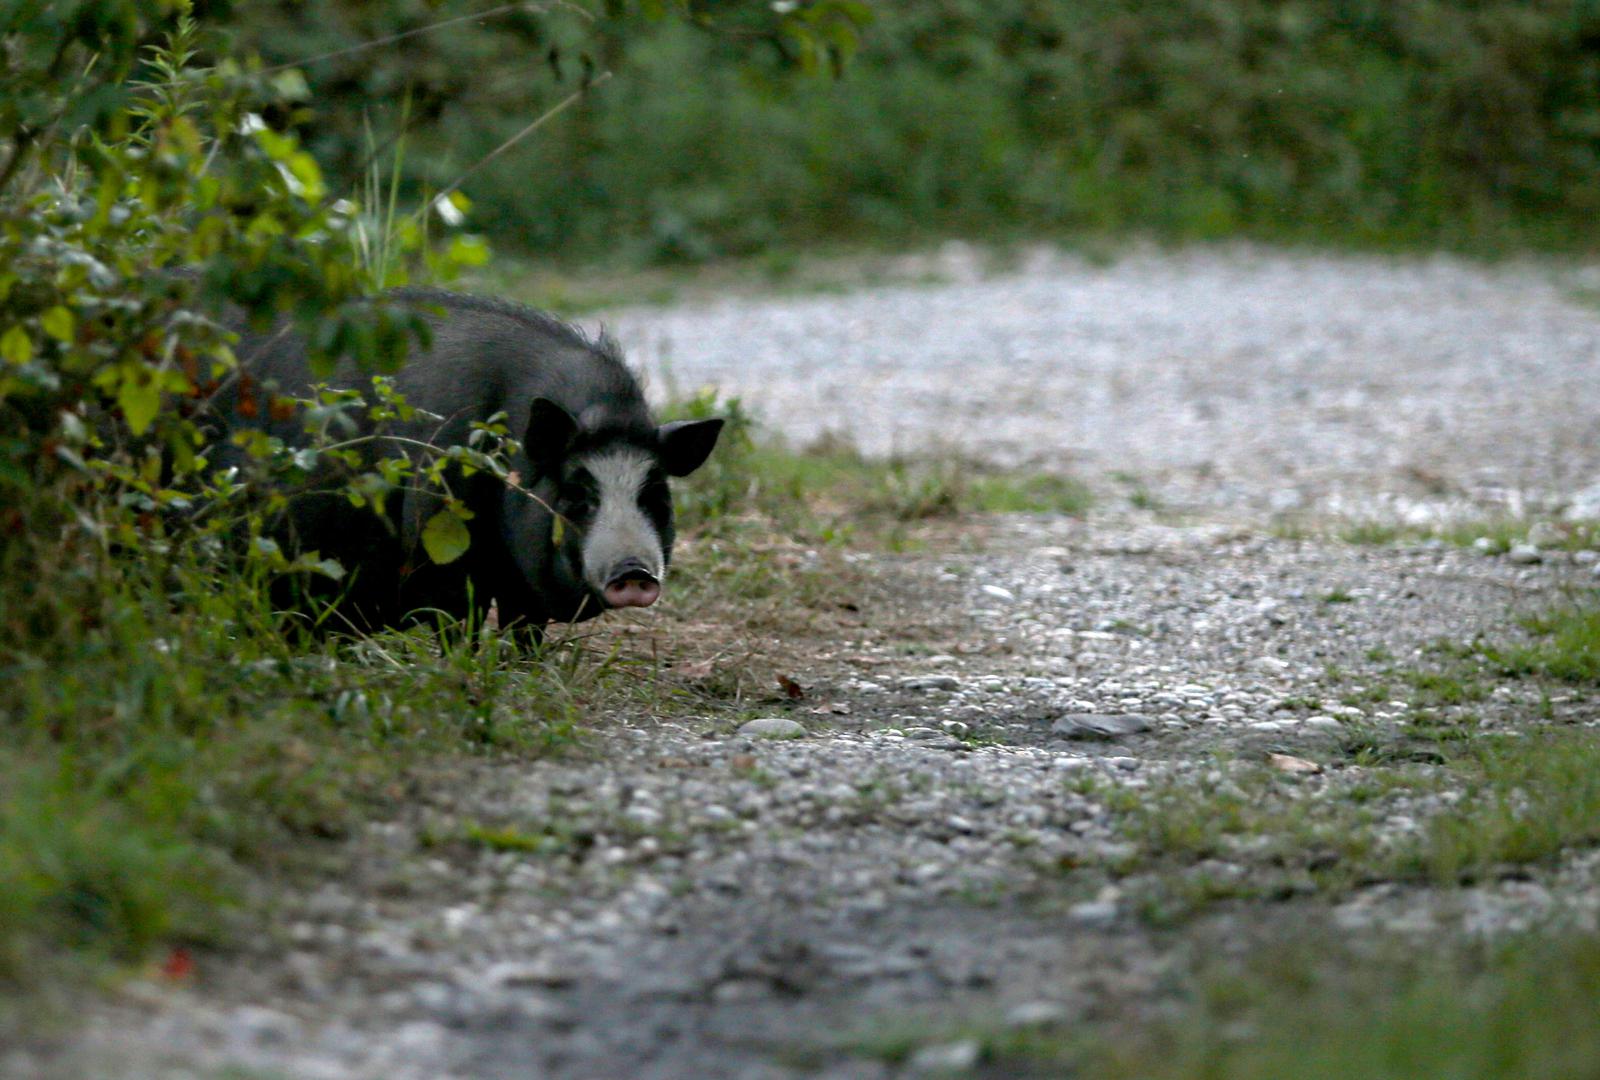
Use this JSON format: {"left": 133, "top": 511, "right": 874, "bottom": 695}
{"left": 603, "top": 560, "right": 661, "bottom": 609}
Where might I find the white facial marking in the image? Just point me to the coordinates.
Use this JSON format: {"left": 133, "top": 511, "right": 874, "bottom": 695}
{"left": 580, "top": 448, "right": 665, "bottom": 590}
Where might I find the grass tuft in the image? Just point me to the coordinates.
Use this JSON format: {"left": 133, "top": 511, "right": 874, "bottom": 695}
{"left": 1486, "top": 602, "right": 1600, "bottom": 684}
{"left": 1090, "top": 934, "right": 1600, "bottom": 1080}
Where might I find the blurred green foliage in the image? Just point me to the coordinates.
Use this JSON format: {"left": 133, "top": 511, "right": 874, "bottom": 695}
{"left": 0, "top": 0, "right": 866, "bottom": 989}
{"left": 216, "top": 0, "right": 1600, "bottom": 260}
{"left": 0, "top": 3, "right": 500, "bottom": 986}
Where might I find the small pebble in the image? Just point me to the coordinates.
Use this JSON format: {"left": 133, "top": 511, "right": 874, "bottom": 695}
{"left": 1067, "top": 900, "right": 1118, "bottom": 927}
{"left": 1507, "top": 543, "right": 1542, "bottom": 565}
{"left": 737, "top": 718, "right": 806, "bottom": 739}
{"left": 1051, "top": 713, "right": 1152, "bottom": 739}
{"left": 900, "top": 675, "right": 963, "bottom": 692}
{"left": 907, "top": 1039, "right": 982, "bottom": 1073}
{"left": 1004, "top": 1001, "right": 1070, "bottom": 1028}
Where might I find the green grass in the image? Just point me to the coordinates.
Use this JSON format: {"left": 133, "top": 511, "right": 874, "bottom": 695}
{"left": 1400, "top": 670, "right": 1488, "bottom": 707}
{"left": 1096, "top": 760, "right": 1401, "bottom": 911}
{"left": 1323, "top": 518, "right": 1600, "bottom": 554}
{"left": 844, "top": 932, "right": 1600, "bottom": 1079}
{"left": 670, "top": 391, "right": 1090, "bottom": 548}
{"left": 1485, "top": 603, "right": 1600, "bottom": 684}
{"left": 1094, "top": 934, "right": 1600, "bottom": 1080}
{"left": 728, "top": 441, "right": 1091, "bottom": 530}
{"left": 0, "top": 566, "right": 593, "bottom": 988}
{"left": 845, "top": 593, "right": 1600, "bottom": 1079}
{"left": 1082, "top": 718, "right": 1600, "bottom": 919}
{"left": 455, "top": 819, "right": 578, "bottom": 856}
{"left": 1399, "top": 730, "right": 1600, "bottom": 884}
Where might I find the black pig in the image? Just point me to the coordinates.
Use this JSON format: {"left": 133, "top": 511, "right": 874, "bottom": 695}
{"left": 208, "top": 288, "right": 723, "bottom": 639}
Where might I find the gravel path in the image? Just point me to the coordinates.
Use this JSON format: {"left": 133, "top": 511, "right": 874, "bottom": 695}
{"left": 18, "top": 247, "right": 1600, "bottom": 1079}
{"left": 618, "top": 244, "right": 1600, "bottom": 521}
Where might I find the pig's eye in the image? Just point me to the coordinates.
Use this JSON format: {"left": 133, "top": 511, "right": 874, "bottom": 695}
{"left": 561, "top": 487, "right": 595, "bottom": 520}
{"left": 559, "top": 468, "right": 597, "bottom": 520}
{"left": 639, "top": 474, "right": 670, "bottom": 518}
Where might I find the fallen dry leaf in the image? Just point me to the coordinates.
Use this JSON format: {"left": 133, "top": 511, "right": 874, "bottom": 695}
{"left": 674, "top": 659, "right": 716, "bottom": 680}
{"left": 1267, "top": 752, "right": 1323, "bottom": 775}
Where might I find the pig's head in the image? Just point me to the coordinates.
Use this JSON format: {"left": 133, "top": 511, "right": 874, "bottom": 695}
{"left": 502, "top": 397, "right": 723, "bottom": 621}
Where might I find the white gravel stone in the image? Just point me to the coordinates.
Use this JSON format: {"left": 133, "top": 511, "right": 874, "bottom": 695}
{"left": 738, "top": 718, "right": 807, "bottom": 739}
{"left": 899, "top": 675, "right": 963, "bottom": 692}
{"left": 1004, "top": 1001, "right": 1071, "bottom": 1028}
{"left": 1564, "top": 482, "right": 1600, "bottom": 521}
{"left": 908, "top": 1040, "right": 983, "bottom": 1074}
{"left": 619, "top": 247, "right": 1600, "bottom": 518}
{"left": 1051, "top": 713, "right": 1152, "bottom": 739}
{"left": 1067, "top": 901, "right": 1119, "bottom": 927}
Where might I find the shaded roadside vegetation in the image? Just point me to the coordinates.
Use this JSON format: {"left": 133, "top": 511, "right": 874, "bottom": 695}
{"left": 0, "top": 0, "right": 1074, "bottom": 1015}
{"left": 0, "top": 0, "right": 868, "bottom": 1015}
{"left": 0, "top": 374, "right": 1085, "bottom": 1008}
{"left": 217, "top": 0, "right": 1600, "bottom": 261}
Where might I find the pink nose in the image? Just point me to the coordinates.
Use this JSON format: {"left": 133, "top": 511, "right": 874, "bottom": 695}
{"left": 604, "top": 576, "right": 660, "bottom": 608}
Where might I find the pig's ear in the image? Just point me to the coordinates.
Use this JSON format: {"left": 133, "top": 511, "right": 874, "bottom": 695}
{"left": 656, "top": 418, "right": 724, "bottom": 477}
{"left": 525, "top": 398, "right": 578, "bottom": 476}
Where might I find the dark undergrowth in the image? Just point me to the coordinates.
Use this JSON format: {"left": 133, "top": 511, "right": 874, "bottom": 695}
{"left": 0, "top": 389, "right": 1086, "bottom": 1028}
{"left": 231, "top": 1, "right": 1600, "bottom": 264}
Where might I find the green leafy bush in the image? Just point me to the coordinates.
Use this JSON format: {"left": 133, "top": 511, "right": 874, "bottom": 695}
{"left": 0, "top": 1, "right": 872, "bottom": 992}
{"left": 0, "top": 5, "right": 512, "bottom": 987}
{"left": 221, "top": 0, "right": 1600, "bottom": 259}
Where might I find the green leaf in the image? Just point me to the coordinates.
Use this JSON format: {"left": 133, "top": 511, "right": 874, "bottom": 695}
{"left": 421, "top": 509, "right": 472, "bottom": 565}
{"left": 1, "top": 326, "right": 33, "bottom": 365}
{"left": 119, "top": 375, "right": 161, "bottom": 436}
{"left": 40, "top": 306, "right": 74, "bottom": 343}
{"left": 447, "top": 235, "right": 491, "bottom": 267}
{"left": 272, "top": 69, "right": 312, "bottom": 101}
{"left": 289, "top": 556, "right": 346, "bottom": 580}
